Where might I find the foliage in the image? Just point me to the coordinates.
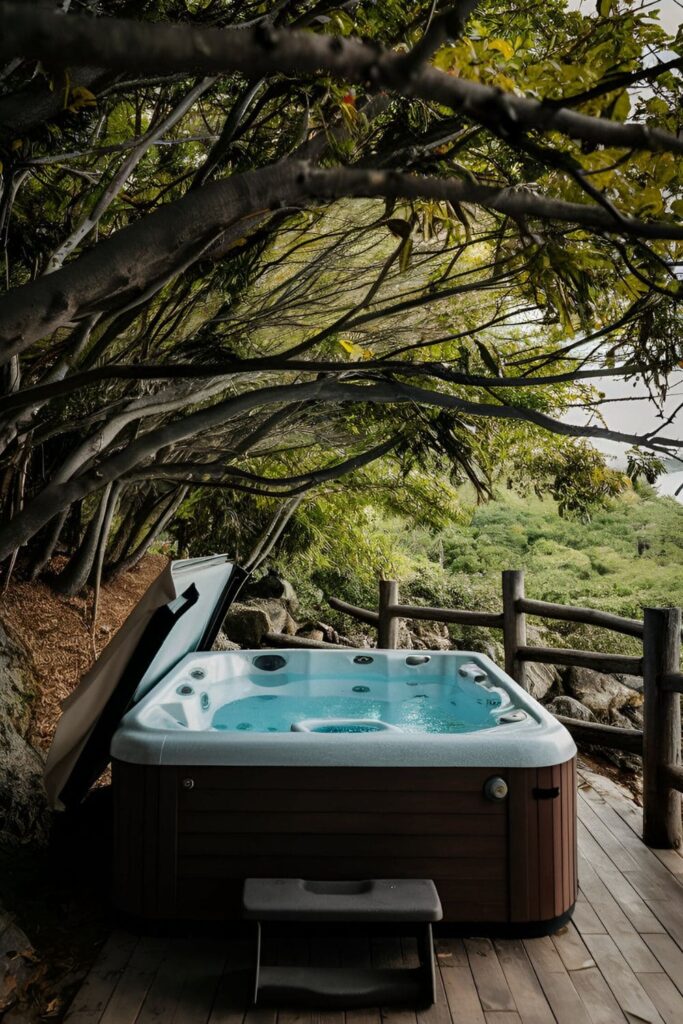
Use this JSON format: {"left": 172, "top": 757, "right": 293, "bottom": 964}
{"left": 275, "top": 481, "right": 683, "bottom": 656}
{"left": 0, "top": 0, "right": 681, "bottom": 591}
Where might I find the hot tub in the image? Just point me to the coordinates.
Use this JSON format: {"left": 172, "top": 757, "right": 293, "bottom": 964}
{"left": 44, "top": 557, "right": 576, "bottom": 933}
{"left": 111, "top": 648, "right": 577, "bottom": 931}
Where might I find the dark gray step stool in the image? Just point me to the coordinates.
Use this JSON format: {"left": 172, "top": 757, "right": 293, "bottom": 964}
{"left": 242, "top": 878, "right": 442, "bottom": 1008}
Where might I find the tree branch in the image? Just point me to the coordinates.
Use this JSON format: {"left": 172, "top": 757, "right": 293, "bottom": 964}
{"left": 0, "top": 376, "right": 679, "bottom": 562}
{"left": 0, "top": 357, "right": 644, "bottom": 420}
{"left": 1, "top": 4, "right": 681, "bottom": 156}
{"left": 1, "top": 161, "right": 681, "bottom": 365}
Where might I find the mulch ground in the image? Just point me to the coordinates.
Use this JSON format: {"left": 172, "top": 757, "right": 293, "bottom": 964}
{"left": 0, "top": 555, "right": 168, "bottom": 751}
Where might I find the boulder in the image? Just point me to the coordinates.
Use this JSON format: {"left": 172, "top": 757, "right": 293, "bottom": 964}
{"left": 407, "top": 620, "right": 451, "bottom": 651}
{"left": 222, "top": 603, "right": 271, "bottom": 647}
{"left": 613, "top": 672, "right": 643, "bottom": 693}
{"left": 525, "top": 661, "right": 561, "bottom": 703}
{"left": 0, "top": 625, "right": 49, "bottom": 847}
{"left": 564, "top": 665, "right": 643, "bottom": 722}
{"left": 396, "top": 620, "right": 414, "bottom": 650}
{"left": 296, "top": 621, "right": 341, "bottom": 645}
{"left": 241, "top": 570, "right": 299, "bottom": 614}
{"left": 222, "top": 597, "right": 299, "bottom": 647}
{"left": 1, "top": 901, "right": 38, "bottom": 1022}
{"left": 248, "top": 598, "right": 298, "bottom": 636}
{"left": 212, "top": 631, "right": 241, "bottom": 652}
{"left": 545, "top": 695, "right": 596, "bottom": 722}
{"left": 296, "top": 627, "right": 324, "bottom": 643}
{"left": 522, "top": 624, "right": 561, "bottom": 702}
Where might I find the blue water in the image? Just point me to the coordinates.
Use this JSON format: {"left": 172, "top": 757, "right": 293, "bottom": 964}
{"left": 211, "top": 687, "right": 503, "bottom": 734}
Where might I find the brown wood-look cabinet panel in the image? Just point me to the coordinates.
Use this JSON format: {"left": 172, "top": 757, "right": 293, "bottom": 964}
{"left": 506, "top": 759, "right": 577, "bottom": 925}
{"left": 179, "top": 810, "right": 507, "bottom": 836}
{"left": 177, "top": 832, "right": 506, "bottom": 858}
{"left": 181, "top": 766, "right": 503, "bottom": 793}
{"left": 112, "top": 756, "right": 576, "bottom": 928}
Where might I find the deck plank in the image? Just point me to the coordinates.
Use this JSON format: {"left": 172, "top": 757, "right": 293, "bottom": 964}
{"left": 136, "top": 941, "right": 194, "bottom": 1024}
{"left": 636, "top": 973, "right": 683, "bottom": 1024}
{"left": 551, "top": 923, "right": 595, "bottom": 972}
{"left": 64, "top": 931, "right": 138, "bottom": 1024}
{"left": 641, "top": 933, "right": 683, "bottom": 994}
{"left": 206, "top": 940, "right": 251, "bottom": 1024}
{"left": 172, "top": 940, "right": 227, "bottom": 1024}
{"left": 570, "top": 898, "right": 605, "bottom": 936}
{"left": 492, "top": 940, "right": 554, "bottom": 1024}
{"left": 568, "top": 966, "right": 626, "bottom": 1024}
{"left": 581, "top": 933, "right": 665, "bottom": 1024}
{"left": 522, "top": 938, "right": 593, "bottom": 1024}
{"left": 464, "top": 939, "right": 516, "bottom": 1013}
{"left": 436, "top": 939, "right": 486, "bottom": 1024}
{"left": 99, "top": 937, "right": 167, "bottom": 1024}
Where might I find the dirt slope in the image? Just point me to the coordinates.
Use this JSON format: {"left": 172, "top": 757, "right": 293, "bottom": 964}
{"left": 0, "top": 555, "right": 167, "bottom": 751}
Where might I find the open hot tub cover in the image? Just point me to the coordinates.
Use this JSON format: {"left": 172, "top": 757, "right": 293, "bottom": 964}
{"left": 43, "top": 554, "right": 246, "bottom": 810}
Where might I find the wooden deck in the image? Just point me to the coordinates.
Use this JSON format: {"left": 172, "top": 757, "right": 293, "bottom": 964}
{"left": 65, "top": 767, "right": 683, "bottom": 1024}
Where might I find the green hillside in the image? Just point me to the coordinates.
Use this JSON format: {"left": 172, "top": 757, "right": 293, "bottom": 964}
{"left": 284, "top": 484, "right": 683, "bottom": 656}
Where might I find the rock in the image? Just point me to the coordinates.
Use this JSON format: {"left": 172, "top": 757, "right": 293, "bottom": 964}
{"left": 212, "top": 631, "right": 240, "bottom": 652}
{"left": 0, "top": 913, "right": 39, "bottom": 1020}
{"left": 222, "top": 603, "right": 271, "bottom": 647}
{"left": 545, "top": 696, "right": 596, "bottom": 722}
{"left": 614, "top": 672, "right": 643, "bottom": 693}
{"left": 297, "top": 621, "right": 340, "bottom": 645}
{"left": 297, "top": 628, "right": 324, "bottom": 643}
{"left": 0, "top": 625, "right": 50, "bottom": 847}
{"left": 525, "top": 661, "right": 561, "bottom": 703}
{"left": 345, "top": 630, "right": 372, "bottom": 649}
{"left": 609, "top": 706, "right": 644, "bottom": 731}
{"left": 222, "top": 597, "right": 299, "bottom": 647}
{"left": 565, "top": 665, "right": 643, "bottom": 722}
{"left": 248, "top": 598, "right": 298, "bottom": 636}
{"left": 395, "top": 620, "right": 413, "bottom": 650}
{"left": 480, "top": 640, "right": 505, "bottom": 665}
{"left": 407, "top": 620, "right": 451, "bottom": 651}
{"left": 520, "top": 624, "right": 561, "bottom": 702}
{"left": 241, "top": 570, "right": 299, "bottom": 613}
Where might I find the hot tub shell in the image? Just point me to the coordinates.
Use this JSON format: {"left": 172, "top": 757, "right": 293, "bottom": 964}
{"left": 111, "top": 648, "right": 577, "bottom": 932}
{"left": 44, "top": 556, "right": 577, "bottom": 934}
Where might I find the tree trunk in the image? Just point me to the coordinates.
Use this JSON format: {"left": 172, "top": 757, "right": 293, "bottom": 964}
{"left": 104, "top": 487, "right": 170, "bottom": 570}
{"left": 27, "top": 508, "right": 70, "bottom": 579}
{"left": 54, "top": 485, "right": 112, "bottom": 596}
{"left": 89, "top": 482, "right": 121, "bottom": 633}
{"left": 105, "top": 486, "right": 187, "bottom": 580}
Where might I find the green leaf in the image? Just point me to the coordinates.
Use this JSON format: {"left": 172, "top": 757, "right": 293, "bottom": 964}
{"left": 399, "top": 237, "right": 413, "bottom": 273}
{"left": 474, "top": 340, "right": 500, "bottom": 374}
{"left": 488, "top": 38, "right": 514, "bottom": 60}
{"left": 611, "top": 90, "right": 630, "bottom": 121}
{"left": 385, "top": 219, "right": 412, "bottom": 239}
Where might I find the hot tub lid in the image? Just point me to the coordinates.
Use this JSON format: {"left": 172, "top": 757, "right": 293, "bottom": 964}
{"left": 43, "top": 554, "right": 248, "bottom": 810}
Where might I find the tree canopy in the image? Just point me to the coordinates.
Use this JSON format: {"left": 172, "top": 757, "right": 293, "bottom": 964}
{"left": 0, "top": 0, "right": 681, "bottom": 602}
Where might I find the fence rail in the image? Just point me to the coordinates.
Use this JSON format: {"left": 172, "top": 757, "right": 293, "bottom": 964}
{"left": 319, "top": 569, "right": 682, "bottom": 850}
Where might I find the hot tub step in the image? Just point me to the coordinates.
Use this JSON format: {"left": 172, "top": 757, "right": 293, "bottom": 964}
{"left": 243, "top": 878, "right": 441, "bottom": 1008}
{"left": 243, "top": 877, "right": 443, "bottom": 922}
{"left": 256, "top": 966, "right": 424, "bottom": 1007}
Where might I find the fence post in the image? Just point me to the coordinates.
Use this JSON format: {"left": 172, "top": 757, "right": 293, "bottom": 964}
{"left": 643, "top": 607, "right": 682, "bottom": 848}
{"left": 502, "top": 569, "right": 528, "bottom": 691}
{"left": 378, "top": 579, "right": 399, "bottom": 649}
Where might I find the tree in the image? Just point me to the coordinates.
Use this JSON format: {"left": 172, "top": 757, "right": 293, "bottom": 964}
{"left": 0, "top": 0, "right": 680, "bottom": 590}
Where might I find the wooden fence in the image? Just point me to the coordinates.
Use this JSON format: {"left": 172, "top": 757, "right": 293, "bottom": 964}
{"left": 319, "top": 570, "right": 681, "bottom": 850}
